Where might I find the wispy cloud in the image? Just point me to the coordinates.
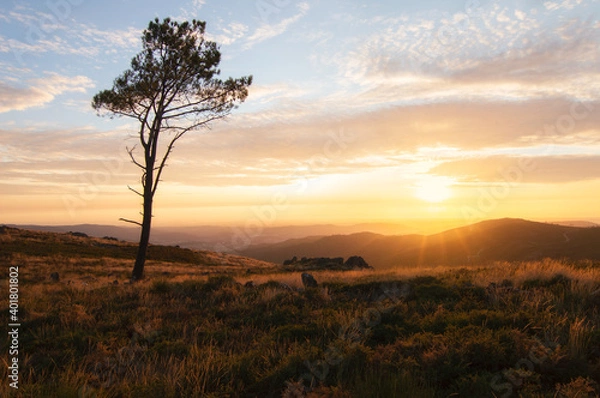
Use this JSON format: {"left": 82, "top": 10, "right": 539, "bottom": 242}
{"left": 243, "top": 2, "right": 310, "bottom": 49}
{"left": 326, "top": 2, "right": 600, "bottom": 104}
{"left": 544, "top": 0, "right": 584, "bottom": 11}
{"left": 0, "top": 5, "right": 139, "bottom": 61}
{"left": 431, "top": 155, "right": 600, "bottom": 184}
{"left": 246, "top": 83, "right": 309, "bottom": 105}
{"left": 176, "top": 0, "right": 207, "bottom": 22}
{"left": 0, "top": 73, "right": 94, "bottom": 113}
{"left": 208, "top": 22, "right": 249, "bottom": 46}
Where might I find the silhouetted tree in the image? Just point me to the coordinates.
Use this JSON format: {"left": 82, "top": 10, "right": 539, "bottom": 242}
{"left": 92, "top": 18, "right": 252, "bottom": 280}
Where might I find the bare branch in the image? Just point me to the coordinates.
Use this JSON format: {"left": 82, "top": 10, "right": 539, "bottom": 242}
{"left": 151, "top": 129, "right": 187, "bottom": 197}
{"left": 126, "top": 146, "right": 145, "bottom": 169}
{"left": 127, "top": 185, "right": 144, "bottom": 197}
{"left": 119, "top": 218, "right": 143, "bottom": 227}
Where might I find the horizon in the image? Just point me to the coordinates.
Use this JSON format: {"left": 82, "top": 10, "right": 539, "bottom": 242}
{"left": 6, "top": 216, "right": 600, "bottom": 235}
{"left": 1, "top": 1, "right": 599, "bottom": 227}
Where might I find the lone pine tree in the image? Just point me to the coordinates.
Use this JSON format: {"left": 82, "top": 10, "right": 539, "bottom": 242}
{"left": 93, "top": 18, "right": 252, "bottom": 280}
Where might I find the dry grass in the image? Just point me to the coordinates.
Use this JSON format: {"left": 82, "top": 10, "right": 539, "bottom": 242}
{"left": 1, "top": 228, "right": 599, "bottom": 397}
{"left": 469, "top": 259, "right": 600, "bottom": 290}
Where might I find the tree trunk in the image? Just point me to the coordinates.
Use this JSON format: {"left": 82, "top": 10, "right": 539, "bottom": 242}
{"left": 131, "top": 196, "right": 152, "bottom": 281}
{"left": 131, "top": 161, "right": 155, "bottom": 281}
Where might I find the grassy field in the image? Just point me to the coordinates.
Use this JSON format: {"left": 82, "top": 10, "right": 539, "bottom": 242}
{"left": 1, "top": 228, "right": 600, "bottom": 397}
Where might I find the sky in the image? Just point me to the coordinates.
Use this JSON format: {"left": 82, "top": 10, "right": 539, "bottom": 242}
{"left": 0, "top": 0, "right": 599, "bottom": 230}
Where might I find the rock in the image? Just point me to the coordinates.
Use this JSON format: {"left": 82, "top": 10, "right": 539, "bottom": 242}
{"left": 244, "top": 281, "right": 256, "bottom": 288}
{"left": 301, "top": 272, "right": 318, "bottom": 288}
{"left": 344, "top": 256, "right": 371, "bottom": 269}
{"left": 50, "top": 272, "right": 60, "bottom": 282}
{"left": 283, "top": 256, "right": 298, "bottom": 266}
{"left": 283, "top": 257, "right": 345, "bottom": 269}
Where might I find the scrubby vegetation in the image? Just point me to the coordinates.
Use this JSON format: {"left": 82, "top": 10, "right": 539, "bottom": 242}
{"left": 1, "top": 229, "right": 600, "bottom": 397}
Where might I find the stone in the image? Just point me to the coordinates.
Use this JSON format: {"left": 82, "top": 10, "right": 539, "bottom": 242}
{"left": 344, "top": 256, "right": 371, "bottom": 269}
{"left": 301, "top": 272, "right": 318, "bottom": 288}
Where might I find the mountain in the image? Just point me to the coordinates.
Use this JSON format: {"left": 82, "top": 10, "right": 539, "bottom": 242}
{"left": 240, "top": 218, "right": 600, "bottom": 268}
{"left": 5, "top": 222, "right": 423, "bottom": 251}
{"left": 553, "top": 220, "right": 600, "bottom": 228}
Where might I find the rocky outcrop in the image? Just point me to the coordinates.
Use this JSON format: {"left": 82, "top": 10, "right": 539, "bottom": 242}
{"left": 344, "top": 256, "right": 370, "bottom": 269}
{"left": 282, "top": 256, "right": 372, "bottom": 270}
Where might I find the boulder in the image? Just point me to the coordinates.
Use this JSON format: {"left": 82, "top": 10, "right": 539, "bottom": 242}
{"left": 344, "top": 256, "right": 371, "bottom": 269}
{"left": 301, "top": 272, "right": 318, "bottom": 288}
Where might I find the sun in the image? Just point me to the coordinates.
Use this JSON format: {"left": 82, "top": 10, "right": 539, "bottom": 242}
{"left": 414, "top": 176, "right": 453, "bottom": 203}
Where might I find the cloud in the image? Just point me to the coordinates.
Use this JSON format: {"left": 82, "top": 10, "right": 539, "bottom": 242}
{"left": 0, "top": 6, "right": 140, "bottom": 61}
{"left": 176, "top": 0, "right": 207, "bottom": 22}
{"left": 544, "top": 0, "right": 584, "bottom": 11}
{"left": 243, "top": 2, "right": 310, "bottom": 49}
{"left": 156, "top": 97, "right": 599, "bottom": 187}
{"left": 0, "top": 73, "right": 94, "bottom": 113}
{"left": 0, "top": 83, "right": 53, "bottom": 113}
{"left": 2, "top": 96, "right": 599, "bottom": 193}
{"left": 0, "top": 125, "right": 131, "bottom": 199}
{"left": 246, "top": 83, "right": 309, "bottom": 105}
{"left": 208, "top": 22, "right": 249, "bottom": 46}
{"left": 430, "top": 155, "right": 600, "bottom": 184}
{"left": 328, "top": 3, "right": 600, "bottom": 104}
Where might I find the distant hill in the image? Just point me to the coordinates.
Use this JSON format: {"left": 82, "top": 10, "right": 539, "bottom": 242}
{"left": 240, "top": 218, "right": 600, "bottom": 268}
{"left": 5, "top": 222, "right": 422, "bottom": 251}
{"left": 0, "top": 226, "right": 276, "bottom": 271}
{"left": 553, "top": 220, "right": 600, "bottom": 228}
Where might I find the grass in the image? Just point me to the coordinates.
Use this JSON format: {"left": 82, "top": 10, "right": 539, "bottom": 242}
{"left": 1, "top": 228, "right": 599, "bottom": 397}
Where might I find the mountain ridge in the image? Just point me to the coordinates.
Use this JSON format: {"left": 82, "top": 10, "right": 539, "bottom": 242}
{"left": 240, "top": 218, "right": 600, "bottom": 268}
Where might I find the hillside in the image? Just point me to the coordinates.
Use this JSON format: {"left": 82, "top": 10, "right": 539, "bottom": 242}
{"left": 240, "top": 218, "right": 600, "bottom": 268}
{"left": 1, "top": 224, "right": 599, "bottom": 396}
{"left": 0, "top": 226, "right": 277, "bottom": 284}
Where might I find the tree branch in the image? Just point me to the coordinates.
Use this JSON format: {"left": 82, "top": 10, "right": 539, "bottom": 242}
{"left": 126, "top": 146, "right": 145, "bottom": 169}
{"left": 127, "top": 185, "right": 144, "bottom": 197}
{"left": 119, "top": 218, "right": 143, "bottom": 227}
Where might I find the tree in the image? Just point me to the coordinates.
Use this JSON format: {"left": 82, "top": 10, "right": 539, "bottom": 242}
{"left": 92, "top": 18, "right": 252, "bottom": 280}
